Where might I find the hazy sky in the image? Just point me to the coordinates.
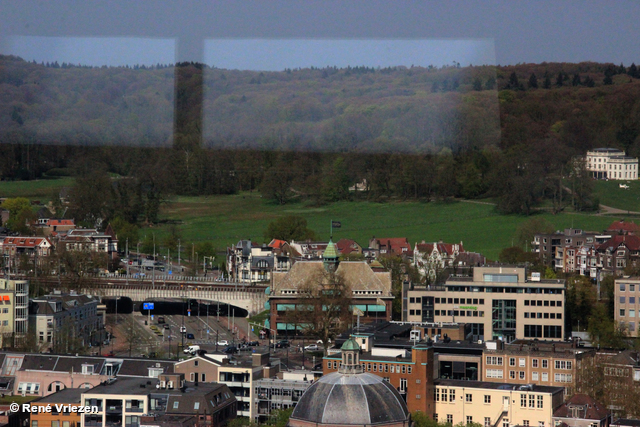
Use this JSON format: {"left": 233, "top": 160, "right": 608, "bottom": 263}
{"left": 1, "top": 1, "right": 639, "bottom": 70}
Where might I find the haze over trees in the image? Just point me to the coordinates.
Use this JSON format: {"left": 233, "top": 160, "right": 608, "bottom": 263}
{"left": 2, "top": 55, "right": 640, "bottom": 219}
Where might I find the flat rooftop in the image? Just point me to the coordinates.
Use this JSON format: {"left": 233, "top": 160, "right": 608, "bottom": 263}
{"left": 435, "top": 379, "right": 564, "bottom": 394}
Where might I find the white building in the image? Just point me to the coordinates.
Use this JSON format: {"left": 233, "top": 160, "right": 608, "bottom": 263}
{"left": 586, "top": 148, "right": 638, "bottom": 180}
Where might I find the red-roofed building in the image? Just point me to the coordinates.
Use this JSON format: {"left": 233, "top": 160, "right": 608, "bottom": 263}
{"left": 553, "top": 394, "right": 611, "bottom": 427}
{"left": 268, "top": 239, "right": 287, "bottom": 250}
{"left": 336, "top": 238, "right": 362, "bottom": 256}
{"left": 597, "top": 234, "right": 640, "bottom": 276}
{"left": 608, "top": 220, "right": 640, "bottom": 235}
{"left": 413, "top": 241, "right": 465, "bottom": 281}
{"left": 368, "top": 237, "right": 411, "bottom": 257}
{"left": 35, "top": 218, "right": 76, "bottom": 237}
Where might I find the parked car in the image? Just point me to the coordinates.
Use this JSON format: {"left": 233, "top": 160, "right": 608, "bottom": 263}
{"left": 313, "top": 363, "right": 323, "bottom": 371}
{"left": 157, "top": 316, "right": 165, "bottom": 324}
{"left": 248, "top": 340, "right": 259, "bottom": 346}
{"left": 186, "top": 333, "right": 195, "bottom": 340}
{"left": 217, "top": 340, "right": 229, "bottom": 346}
{"left": 180, "top": 326, "right": 187, "bottom": 333}
{"left": 304, "top": 344, "right": 319, "bottom": 351}
{"left": 223, "top": 346, "right": 238, "bottom": 354}
{"left": 316, "top": 338, "right": 331, "bottom": 344}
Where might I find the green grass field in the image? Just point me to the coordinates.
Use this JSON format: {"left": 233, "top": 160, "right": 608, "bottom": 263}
{"left": 0, "top": 176, "right": 634, "bottom": 261}
{"left": 593, "top": 179, "right": 640, "bottom": 212}
{"left": 157, "top": 194, "right": 624, "bottom": 260}
{"left": 0, "top": 177, "right": 74, "bottom": 199}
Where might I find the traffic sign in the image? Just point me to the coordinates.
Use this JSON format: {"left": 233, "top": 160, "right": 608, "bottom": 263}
{"left": 168, "top": 271, "right": 172, "bottom": 275}
{"left": 143, "top": 303, "right": 154, "bottom": 310}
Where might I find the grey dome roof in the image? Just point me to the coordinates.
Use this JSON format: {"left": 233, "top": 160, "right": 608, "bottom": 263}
{"left": 291, "top": 372, "right": 409, "bottom": 425}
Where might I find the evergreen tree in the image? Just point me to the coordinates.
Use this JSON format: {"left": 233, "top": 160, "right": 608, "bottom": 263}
{"left": 584, "top": 76, "right": 596, "bottom": 87}
{"left": 572, "top": 73, "right": 582, "bottom": 87}
{"left": 528, "top": 73, "right": 538, "bottom": 89}
{"left": 508, "top": 72, "right": 519, "bottom": 89}
{"left": 603, "top": 68, "right": 614, "bottom": 85}
{"left": 555, "top": 71, "right": 564, "bottom": 87}
{"left": 472, "top": 77, "right": 483, "bottom": 91}
{"left": 543, "top": 72, "right": 552, "bottom": 89}
{"left": 628, "top": 62, "right": 639, "bottom": 78}
{"left": 485, "top": 76, "right": 496, "bottom": 90}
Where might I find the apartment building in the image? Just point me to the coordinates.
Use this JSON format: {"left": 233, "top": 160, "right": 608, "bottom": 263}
{"left": 29, "top": 292, "right": 103, "bottom": 352}
{"left": 614, "top": 277, "right": 640, "bottom": 337}
{"left": 586, "top": 148, "right": 639, "bottom": 180}
{"left": 323, "top": 342, "right": 435, "bottom": 415}
{"left": 0, "top": 279, "right": 28, "bottom": 346}
{"left": 481, "top": 340, "right": 595, "bottom": 398}
{"left": 253, "top": 371, "right": 317, "bottom": 424}
{"left": 531, "top": 228, "right": 608, "bottom": 271}
{"left": 434, "top": 380, "right": 564, "bottom": 427}
{"left": 81, "top": 373, "right": 236, "bottom": 427}
{"left": 174, "top": 351, "right": 280, "bottom": 419}
{"left": 29, "top": 388, "right": 84, "bottom": 427}
{"left": 406, "top": 266, "right": 566, "bottom": 342}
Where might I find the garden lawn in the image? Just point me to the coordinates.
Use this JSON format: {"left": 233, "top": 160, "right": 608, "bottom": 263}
{"left": 593, "top": 179, "right": 640, "bottom": 212}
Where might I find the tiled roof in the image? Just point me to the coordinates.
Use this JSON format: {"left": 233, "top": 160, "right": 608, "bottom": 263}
{"left": 2, "top": 237, "right": 51, "bottom": 248}
{"left": 597, "top": 234, "right": 640, "bottom": 251}
{"left": 607, "top": 220, "right": 640, "bottom": 233}
{"left": 416, "top": 242, "right": 465, "bottom": 255}
{"left": 554, "top": 394, "right": 610, "bottom": 421}
{"left": 336, "top": 239, "right": 361, "bottom": 254}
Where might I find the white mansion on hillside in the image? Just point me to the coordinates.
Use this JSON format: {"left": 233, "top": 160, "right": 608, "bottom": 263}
{"left": 586, "top": 148, "right": 638, "bottom": 180}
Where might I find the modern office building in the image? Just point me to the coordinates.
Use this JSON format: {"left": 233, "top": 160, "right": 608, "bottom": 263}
{"left": 406, "top": 266, "right": 565, "bottom": 342}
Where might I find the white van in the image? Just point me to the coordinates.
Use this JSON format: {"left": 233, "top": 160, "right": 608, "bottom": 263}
{"left": 183, "top": 345, "right": 200, "bottom": 355}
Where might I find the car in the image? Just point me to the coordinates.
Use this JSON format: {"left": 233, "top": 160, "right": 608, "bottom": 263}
{"left": 317, "top": 338, "right": 331, "bottom": 344}
{"left": 180, "top": 326, "right": 187, "bottom": 333}
{"left": 217, "top": 340, "right": 229, "bottom": 346}
{"left": 186, "top": 333, "right": 195, "bottom": 339}
{"left": 248, "top": 340, "right": 259, "bottom": 346}
{"left": 163, "top": 324, "right": 170, "bottom": 329}
{"left": 223, "top": 346, "right": 238, "bottom": 354}
{"left": 313, "top": 363, "right": 323, "bottom": 371}
{"left": 304, "top": 344, "right": 319, "bottom": 351}
{"left": 276, "top": 340, "right": 290, "bottom": 348}
{"left": 157, "top": 316, "right": 165, "bottom": 324}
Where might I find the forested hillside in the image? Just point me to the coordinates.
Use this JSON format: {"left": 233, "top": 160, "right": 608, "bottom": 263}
{"left": 1, "top": 55, "right": 640, "bottom": 224}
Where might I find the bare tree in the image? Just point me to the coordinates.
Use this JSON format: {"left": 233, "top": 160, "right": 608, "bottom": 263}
{"left": 284, "top": 269, "right": 353, "bottom": 354}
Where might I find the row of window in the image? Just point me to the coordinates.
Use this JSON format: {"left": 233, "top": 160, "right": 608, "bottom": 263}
{"left": 620, "top": 297, "right": 637, "bottom": 304}
{"left": 524, "top": 312, "right": 562, "bottom": 319}
{"left": 619, "top": 284, "right": 638, "bottom": 292}
{"left": 326, "top": 360, "right": 413, "bottom": 374}
{"left": 486, "top": 358, "right": 571, "bottom": 370}
{"left": 524, "top": 300, "right": 562, "bottom": 307}
{"left": 520, "top": 393, "right": 545, "bottom": 409}
{"left": 619, "top": 309, "right": 637, "bottom": 317}
{"left": 434, "top": 310, "right": 485, "bottom": 317}
{"left": 434, "top": 297, "right": 484, "bottom": 305}
{"left": 435, "top": 414, "right": 545, "bottom": 427}
{"left": 524, "top": 325, "right": 562, "bottom": 339}
{"left": 618, "top": 321, "right": 637, "bottom": 332}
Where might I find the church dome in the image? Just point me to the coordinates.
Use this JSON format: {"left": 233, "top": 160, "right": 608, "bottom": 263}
{"left": 289, "top": 372, "right": 409, "bottom": 426}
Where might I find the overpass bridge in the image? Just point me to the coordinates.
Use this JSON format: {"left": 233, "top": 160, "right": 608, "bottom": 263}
{"left": 30, "top": 274, "right": 269, "bottom": 316}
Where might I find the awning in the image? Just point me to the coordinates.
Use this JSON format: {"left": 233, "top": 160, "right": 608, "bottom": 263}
{"left": 263, "top": 301, "right": 270, "bottom": 310}
{"left": 2, "top": 296, "right": 9, "bottom": 301}
{"left": 276, "top": 323, "right": 302, "bottom": 330}
{"left": 276, "top": 304, "right": 296, "bottom": 311}
{"left": 367, "top": 305, "right": 386, "bottom": 312}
